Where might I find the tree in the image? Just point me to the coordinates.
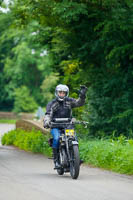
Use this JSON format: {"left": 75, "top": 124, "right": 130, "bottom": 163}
{"left": 13, "top": 86, "right": 38, "bottom": 113}
{"left": 1, "top": 0, "right": 133, "bottom": 136}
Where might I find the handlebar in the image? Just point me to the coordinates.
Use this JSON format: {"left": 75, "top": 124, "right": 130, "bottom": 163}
{"left": 52, "top": 118, "right": 71, "bottom": 123}
{"left": 49, "top": 118, "right": 89, "bottom": 128}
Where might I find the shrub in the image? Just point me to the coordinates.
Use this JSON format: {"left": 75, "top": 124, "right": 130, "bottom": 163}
{"left": 79, "top": 138, "right": 133, "bottom": 175}
{"left": 13, "top": 86, "right": 38, "bottom": 113}
{"left": 2, "top": 129, "right": 52, "bottom": 156}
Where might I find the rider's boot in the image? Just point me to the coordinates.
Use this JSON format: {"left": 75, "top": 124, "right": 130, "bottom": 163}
{"left": 53, "top": 148, "right": 60, "bottom": 169}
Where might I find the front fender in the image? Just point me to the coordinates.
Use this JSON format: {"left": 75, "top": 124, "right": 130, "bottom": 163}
{"left": 72, "top": 141, "right": 78, "bottom": 145}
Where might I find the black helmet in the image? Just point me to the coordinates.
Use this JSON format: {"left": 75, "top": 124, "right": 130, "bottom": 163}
{"left": 55, "top": 84, "right": 69, "bottom": 101}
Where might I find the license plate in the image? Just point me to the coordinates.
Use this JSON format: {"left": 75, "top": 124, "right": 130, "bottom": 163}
{"left": 65, "top": 129, "right": 75, "bottom": 136}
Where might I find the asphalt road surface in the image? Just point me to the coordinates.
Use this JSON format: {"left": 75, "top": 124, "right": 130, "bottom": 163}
{"left": 0, "top": 124, "right": 133, "bottom": 200}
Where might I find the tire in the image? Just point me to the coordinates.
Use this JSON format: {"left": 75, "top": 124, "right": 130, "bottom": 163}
{"left": 56, "top": 148, "right": 66, "bottom": 176}
{"left": 60, "top": 148, "right": 68, "bottom": 167}
{"left": 57, "top": 168, "right": 64, "bottom": 175}
{"left": 70, "top": 145, "right": 80, "bottom": 179}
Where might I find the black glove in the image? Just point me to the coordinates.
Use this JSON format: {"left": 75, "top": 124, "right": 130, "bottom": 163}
{"left": 43, "top": 119, "right": 50, "bottom": 129}
{"left": 79, "top": 85, "right": 88, "bottom": 98}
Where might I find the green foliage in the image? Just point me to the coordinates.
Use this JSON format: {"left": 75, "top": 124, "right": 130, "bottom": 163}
{"left": 79, "top": 137, "right": 133, "bottom": 175}
{"left": 40, "top": 73, "right": 59, "bottom": 106}
{"left": 2, "top": 129, "right": 52, "bottom": 156}
{"left": 0, "top": 119, "right": 16, "bottom": 124}
{"left": 0, "top": 12, "right": 15, "bottom": 110}
{"left": 51, "top": 1, "right": 88, "bottom": 23}
{"left": 13, "top": 86, "right": 38, "bottom": 113}
{"left": 0, "top": 12, "right": 55, "bottom": 110}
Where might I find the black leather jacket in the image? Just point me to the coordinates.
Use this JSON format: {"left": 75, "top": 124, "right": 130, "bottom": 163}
{"left": 44, "top": 96, "right": 85, "bottom": 125}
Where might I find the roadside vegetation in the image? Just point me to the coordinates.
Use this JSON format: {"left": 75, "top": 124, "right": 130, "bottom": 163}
{"left": 79, "top": 137, "right": 133, "bottom": 175}
{"left": 2, "top": 129, "right": 133, "bottom": 175}
{"left": 0, "top": 119, "right": 16, "bottom": 124}
{"left": 2, "top": 129, "right": 52, "bottom": 157}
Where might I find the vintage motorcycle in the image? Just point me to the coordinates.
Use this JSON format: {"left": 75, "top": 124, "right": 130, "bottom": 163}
{"left": 49, "top": 118, "right": 86, "bottom": 179}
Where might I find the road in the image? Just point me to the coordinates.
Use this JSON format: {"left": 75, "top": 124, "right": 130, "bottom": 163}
{"left": 0, "top": 124, "right": 133, "bottom": 200}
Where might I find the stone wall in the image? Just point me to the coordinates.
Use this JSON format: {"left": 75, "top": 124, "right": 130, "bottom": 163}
{"left": 16, "top": 120, "right": 50, "bottom": 135}
{"left": 0, "top": 112, "right": 34, "bottom": 120}
{"left": 0, "top": 112, "right": 17, "bottom": 119}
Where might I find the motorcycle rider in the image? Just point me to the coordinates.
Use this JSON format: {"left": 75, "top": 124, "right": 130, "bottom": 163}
{"left": 43, "top": 84, "right": 87, "bottom": 169}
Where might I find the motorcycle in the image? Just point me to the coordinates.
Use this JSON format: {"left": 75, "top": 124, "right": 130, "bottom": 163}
{"left": 49, "top": 118, "right": 86, "bottom": 179}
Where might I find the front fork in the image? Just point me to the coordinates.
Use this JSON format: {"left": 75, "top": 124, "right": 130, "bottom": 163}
{"left": 65, "top": 137, "right": 71, "bottom": 162}
{"left": 65, "top": 137, "right": 79, "bottom": 163}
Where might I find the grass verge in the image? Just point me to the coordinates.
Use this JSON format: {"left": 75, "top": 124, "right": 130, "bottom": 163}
{"left": 0, "top": 119, "right": 17, "bottom": 124}
{"left": 79, "top": 138, "right": 133, "bottom": 175}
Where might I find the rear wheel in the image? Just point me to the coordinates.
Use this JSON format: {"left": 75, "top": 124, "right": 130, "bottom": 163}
{"left": 56, "top": 148, "right": 66, "bottom": 176}
{"left": 70, "top": 145, "right": 80, "bottom": 179}
{"left": 60, "top": 148, "right": 68, "bottom": 167}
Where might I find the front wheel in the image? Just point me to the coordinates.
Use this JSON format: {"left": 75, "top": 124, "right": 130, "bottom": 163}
{"left": 70, "top": 145, "right": 80, "bottom": 179}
